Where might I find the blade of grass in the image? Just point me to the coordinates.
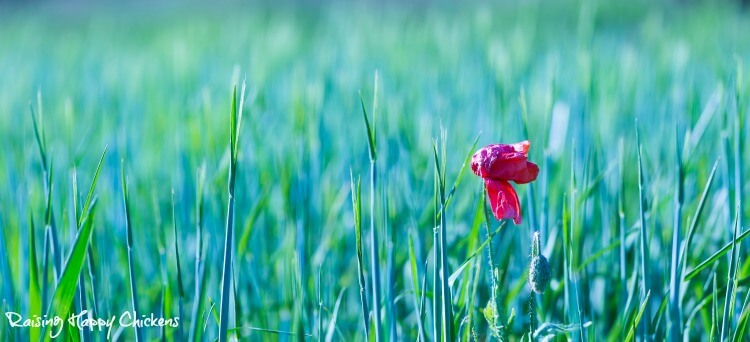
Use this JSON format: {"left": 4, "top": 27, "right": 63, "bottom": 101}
{"left": 219, "top": 81, "right": 245, "bottom": 342}
{"left": 42, "top": 198, "right": 98, "bottom": 342}
{"left": 436, "top": 133, "right": 481, "bottom": 221}
{"left": 625, "top": 290, "right": 651, "bottom": 342}
{"left": 360, "top": 89, "right": 382, "bottom": 342}
{"left": 408, "top": 233, "right": 426, "bottom": 342}
{"left": 121, "top": 159, "right": 143, "bottom": 342}
{"left": 635, "top": 121, "right": 651, "bottom": 337}
{"left": 668, "top": 128, "right": 684, "bottom": 341}
{"left": 31, "top": 103, "right": 63, "bottom": 279}
{"left": 172, "top": 190, "right": 185, "bottom": 342}
{"left": 324, "top": 288, "right": 345, "bottom": 342}
{"left": 679, "top": 160, "right": 719, "bottom": 287}
{"left": 383, "top": 187, "right": 397, "bottom": 341}
{"left": 433, "top": 129, "right": 453, "bottom": 341}
{"left": 350, "top": 171, "right": 370, "bottom": 338}
{"left": 190, "top": 163, "right": 206, "bottom": 342}
{"left": 237, "top": 191, "right": 268, "bottom": 257}
{"left": 29, "top": 211, "right": 41, "bottom": 342}
{"left": 720, "top": 207, "right": 741, "bottom": 340}
{"left": 685, "top": 227, "right": 750, "bottom": 281}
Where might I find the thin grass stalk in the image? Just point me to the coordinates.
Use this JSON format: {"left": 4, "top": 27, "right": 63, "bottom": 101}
{"left": 518, "top": 87, "right": 538, "bottom": 231}
{"left": 160, "top": 251, "right": 168, "bottom": 342}
{"left": 230, "top": 264, "right": 242, "bottom": 341}
{"left": 350, "top": 172, "right": 370, "bottom": 338}
{"left": 432, "top": 174, "right": 441, "bottom": 341}
{"left": 317, "top": 268, "right": 323, "bottom": 341}
{"left": 384, "top": 188, "right": 397, "bottom": 341}
{"left": 359, "top": 90, "right": 381, "bottom": 342}
{"left": 190, "top": 164, "right": 206, "bottom": 342}
{"left": 635, "top": 123, "right": 651, "bottom": 338}
{"left": 219, "top": 81, "right": 245, "bottom": 342}
{"left": 70, "top": 167, "right": 91, "bottom": 342}
{"left": 172, "top": 190, "right": 185, "bottom": 341}
{"left": 121, "top": 160, "right": 143, "bottom": 342}
{"left": 668, "top": 130, "right": 684, "bottom": 341}
{"left": 29, "top": 211, "right": 42, "bottom": 342}
{"left": 436, "top": 132, "right": 453, "bottom": 341}
{"left": 618, "top": 139, "right": 627, "bottom": 319}
{"left": 563, "top": 144, "right": 575, "bottom": 329}
{"left": 30, "top": 103, "right": 62, "bottom": 279}
{"left": 40, "top": 225, "right": 51, "bottom": 319}
{"left": 720, "top": 208, "right": 741, "bottom": 340}
{"left": 679, "top": 161, "right": 718, "bottom": 288}
{"left": 732, "top": 61, "right": 743, "bottom": 256}
{"left": 408, "top": 233, "right": 426, "bottom": 342}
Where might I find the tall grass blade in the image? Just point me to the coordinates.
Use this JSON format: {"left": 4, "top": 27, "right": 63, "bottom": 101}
{"left": 172, "top": 190, "right": 185, "bottom": 341}
{"left": 635, "top": 122, "right": 651, "bottom": 337}
{"left": 360, "top": 89, "right": 381, "bottom": 342}
{"left": 121, "top": 159, "right": 143, "bottom": 342}
{"left": 31, "top": 103, "right": 62, "bottom": 279}
{"left": 42, "top": 198, "right": 98, "bottom": 342}
{"left": 668, "top": 129, "right": 684, "bottom": 341}
{"left": 433, "top": 130, "right": 453, "bottom": 341}
{"left": 29, "top": 211, "right": 41, "bottom": 342}
{"left": 408, "top": 233, "right": 426, "bottom": 342}
{"left": 680, "top": 161, "right": 719, "bottom": 285}
{"left": 219, "top": 80, "right": 245, "bottom": 342}
{"left": 190, "top": 163, "right": 206, "bottom": 342}
{"left": 720, "top": 208, "right": 741, "bottom": 340}
{"left": 350, "top": 171, "right": 370, "bottom": 338}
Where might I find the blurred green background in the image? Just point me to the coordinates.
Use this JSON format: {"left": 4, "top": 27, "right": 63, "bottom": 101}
{"left": 0, "top": 0, "right": 749, "bottom": 340}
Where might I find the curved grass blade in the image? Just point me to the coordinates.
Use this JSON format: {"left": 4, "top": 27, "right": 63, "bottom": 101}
{"left": 42, "top": 198, "right": 98, "bottom": 342}
{"left": 685, "top": 227, "right": 750, "bottom": 281}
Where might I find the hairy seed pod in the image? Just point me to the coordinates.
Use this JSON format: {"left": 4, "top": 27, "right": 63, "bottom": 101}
{"left": 529, "top": 255, "right": 551, "bottom": 294}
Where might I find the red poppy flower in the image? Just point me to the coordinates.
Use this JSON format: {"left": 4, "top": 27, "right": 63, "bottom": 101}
{"left": 471, "top": 141, "right": 539, "bottom": 224}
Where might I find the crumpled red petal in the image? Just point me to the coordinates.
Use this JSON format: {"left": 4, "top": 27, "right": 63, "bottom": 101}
{"left": 484, "top": 178, "right": 522, "bottom": 225}
{"left": 471, "top": 147, "right": 527, "bottom": 179}
{"left": 471, "top": 141, "right": 539, "bottom": 184}
{"left": 510, "top": 161, "right": 539, "bottom": 184}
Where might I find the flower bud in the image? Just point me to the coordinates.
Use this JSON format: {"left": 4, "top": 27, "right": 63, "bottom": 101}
{"left": 529, "top": 255, "right": 551, "bottom": 294}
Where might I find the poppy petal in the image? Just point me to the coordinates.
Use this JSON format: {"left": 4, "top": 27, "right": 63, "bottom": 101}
{"left": 509, "top": 161, "right": 540, "bottom": 184}
{"left": 510, "top": 140, "right": 530, "bottom": 155}
{"left": 484, "top": 178, "right": 522, "bottom": 225}
{"left": 471, "top": 144, "right": 528, "bottom": 179}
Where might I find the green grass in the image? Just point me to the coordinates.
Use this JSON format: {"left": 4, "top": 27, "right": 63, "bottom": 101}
{"left": 0, "top": 0, "right": 749, "bottom": 340}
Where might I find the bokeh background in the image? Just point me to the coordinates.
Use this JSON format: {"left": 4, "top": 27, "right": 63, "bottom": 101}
{"left": 1, "top": 0, "right": 749, "bottom": 340}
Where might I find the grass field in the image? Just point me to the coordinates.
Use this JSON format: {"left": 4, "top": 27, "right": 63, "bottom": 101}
{"left": 1, "top": 0, "right": 749, "bottom": 340}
